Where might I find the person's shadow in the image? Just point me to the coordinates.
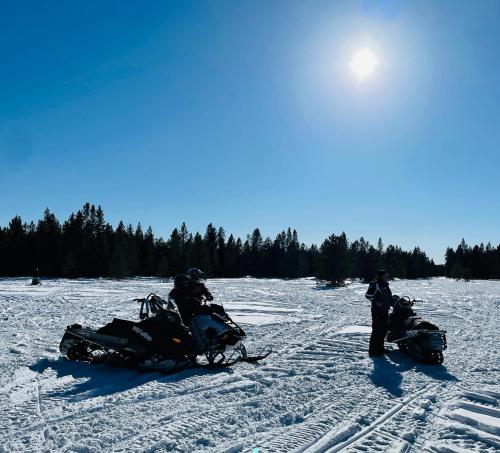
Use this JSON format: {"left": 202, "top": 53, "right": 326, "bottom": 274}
{"left": 369, "top": 350, "right": 458, "bottom": 398}
{"left": 313, "top": 284, "right": 345, "bottom": 291}
{"left": 30, "top": 357, "right": 232, "bottom": 401}
{"left": 387, "top": 351, "right": 458, "bottom": 382}
{"left": 370, "top": 356, "right": 404, "bottom": 397}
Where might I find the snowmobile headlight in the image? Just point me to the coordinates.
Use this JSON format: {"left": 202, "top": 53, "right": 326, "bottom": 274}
{"left": 172, "top": 337, "right": 182, "bottom": 344}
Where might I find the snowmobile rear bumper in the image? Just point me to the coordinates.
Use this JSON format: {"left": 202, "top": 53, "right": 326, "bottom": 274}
{"left": 390, "top": 329, "right": 447, "bottom": 351}
{"left": 388, "top": 329, "right": 447, "bottom": 364}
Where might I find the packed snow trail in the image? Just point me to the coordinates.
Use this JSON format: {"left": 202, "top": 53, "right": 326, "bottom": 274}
{"left": 0, "top": 277, "right": 499, "bottom": 452}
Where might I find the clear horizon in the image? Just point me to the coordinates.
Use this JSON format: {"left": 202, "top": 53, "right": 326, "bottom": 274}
{"left": 1, "top": 1, "right": 499, "bottom": 264}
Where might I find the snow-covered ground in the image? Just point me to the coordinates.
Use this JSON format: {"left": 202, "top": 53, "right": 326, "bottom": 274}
{"left": 0, "top": 277, "right": 499, "bottom": 453}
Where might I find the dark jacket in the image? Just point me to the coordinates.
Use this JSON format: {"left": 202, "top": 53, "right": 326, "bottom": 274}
{"left": 169, "top": 281, "right": 213, "bottom": 323}
{"left": 190, "top": 281, "right": 213, "bottom": 301}
{"left": 365, "top": 280, "right": 393, "bottom": 312}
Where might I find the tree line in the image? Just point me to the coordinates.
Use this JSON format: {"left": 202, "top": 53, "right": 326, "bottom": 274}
{"left": 445, "top": 239, "right": 500, "bottom": 280}
{"left": 0, "top": 203, "right": 443, "bottom": 283}
{"left": 316, "top": 234, "right": 443, "bottom": 285}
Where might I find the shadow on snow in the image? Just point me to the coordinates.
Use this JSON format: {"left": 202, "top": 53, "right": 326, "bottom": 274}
{"left": 369, "top": 351, "right": 458, "bottom": 397}
{"left": 30, "top": 357, "right": 233, "bottom": 401}
{"left": 313, "top": 284, "right": 347, "bottom": 291}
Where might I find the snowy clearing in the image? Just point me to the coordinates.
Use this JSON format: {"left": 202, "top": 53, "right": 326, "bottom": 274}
{"left": 0, "top": 277, "right": 499, "bottom": 452}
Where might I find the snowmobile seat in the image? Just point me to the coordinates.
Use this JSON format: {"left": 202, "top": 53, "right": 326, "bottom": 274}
{"left": 412, "top": 319, "right": 439, "bottom": 330}
{"left": 135, "top": 316, "right": 196, "bottom": 355}
{"left": 200, "top": 303, "right": 227, "bottom": 317}
{"left": 97, "top": 318, "right": 136, "bottom": 337}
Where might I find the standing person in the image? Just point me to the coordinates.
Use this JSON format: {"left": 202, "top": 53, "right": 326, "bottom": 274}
{"left": 365, "top": 270, "right": 394, "bottom": 357}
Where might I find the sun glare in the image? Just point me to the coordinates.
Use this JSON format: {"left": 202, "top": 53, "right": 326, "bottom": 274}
{"left": 350, "top": 48, "right": 379, "bottom": 81}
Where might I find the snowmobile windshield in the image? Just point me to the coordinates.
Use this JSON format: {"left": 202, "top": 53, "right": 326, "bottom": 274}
{"left": 165, "top": 297, "right": 181, "bottom": 314}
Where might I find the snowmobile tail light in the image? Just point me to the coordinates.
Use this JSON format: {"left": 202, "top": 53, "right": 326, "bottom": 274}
{"left": 172, "top": 337, "right": 182, "bottom": 344}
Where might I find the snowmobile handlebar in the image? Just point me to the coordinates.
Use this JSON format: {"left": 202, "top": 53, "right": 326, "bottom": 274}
{"left": 394, "top": 295, "right": 423, "bottom": 303}
{"left": 170, "top": 294, "right": 212, "bottom": 303}
{"left": 134, "top": 293, "right": 160, "bottom": 302}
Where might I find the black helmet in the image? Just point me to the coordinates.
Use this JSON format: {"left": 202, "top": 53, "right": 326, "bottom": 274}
{"left": 174, "top": 274, "right": 191, "bottom": 289}
{"left": 377, "top": 269, "right": 388, "bottom": 278}
{"left": 186, "top": 268, "right": 204, "bottom": 281}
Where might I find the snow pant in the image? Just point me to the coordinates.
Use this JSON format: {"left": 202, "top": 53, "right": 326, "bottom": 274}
{"left": 369, "top": 307, "right": 389, "bottom": 356}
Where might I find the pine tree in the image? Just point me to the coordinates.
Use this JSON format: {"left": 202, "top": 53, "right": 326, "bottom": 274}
{"left": 272, "top": 231, "right": 287, "bottom": 276}
{"left": 168, "top": 228, "right": 184, "bottom": 275}
{"left": 224, "top": 234, "right": 239, "bottom": 277}
{"left": 110, "top": 222, "right": 130, "bottom": 279}
{"left": 317, "top": 232, "right": 350, "bottom": 285}
{"left": 249, "top": 228, "right": 263, "bottom": 276}
{"left": 156, "top": 255, "right": 169, "bottom": 281}
{"left": 260, "top": 237, "right": 273, "bottom": 277}
{"left": 377, "top": 237, "right": 384, "bottom": 254}
{"left": 241, "top": 239, "right": 251, "bottom": 276}
{"left": 6, "top": 216, "right": 28, "bottom": 275}
{"left": 188, "top": 232, "right": 208, "bottom": 270}
{"left": 142, "top": 226, "right": 156, "bottom": 276}
{"left": 286, "top": 228, "right": 300, "bottom": 278}
{"left": 204, "top": 223, "right": 218, "bottom": 276}
{"left": 62, "top": 252, "right": 79, "bottom": 278}
{"left": 125, "top": 224, "right": 139, "bottom": 275}
{"left": 307, "top": 244, "right": 319, "bottom": 276}
{"left": 216, "top": 227, "right": 226, "bottom": 276}
{"left": 94, "top": 206, "right": 109, "bottom": 276}
{"left": 36, "top": 209, "right": 62, "bottom": 276}
{"left": 180, "top": 222, "right": 190, "bottom": 271}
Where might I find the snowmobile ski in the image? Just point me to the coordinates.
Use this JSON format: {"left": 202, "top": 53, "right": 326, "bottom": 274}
{"left": 240, "top": 344, "right": 273, "bottom": 363}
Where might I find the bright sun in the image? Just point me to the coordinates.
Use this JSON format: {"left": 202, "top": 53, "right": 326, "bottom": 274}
{"left": 350, "top": 48, "right": 379, "bottom": 81}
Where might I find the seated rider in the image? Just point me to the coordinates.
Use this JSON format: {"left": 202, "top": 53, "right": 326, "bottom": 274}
{"left": 168, "top": 269, "right": 213, "bottom": 324}
{"left": 168, "top": 274, "right": 197, "bottom": 324}
{"left": 186, "top": 268, "right": 213, "bottom": 302}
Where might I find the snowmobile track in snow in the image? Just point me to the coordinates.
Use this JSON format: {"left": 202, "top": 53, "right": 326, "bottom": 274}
{"left": 0, "top": 277, "right": 499, "bottom": 452}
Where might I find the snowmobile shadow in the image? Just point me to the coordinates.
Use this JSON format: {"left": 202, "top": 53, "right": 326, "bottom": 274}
{"left": 313, "top": 284, "right": 346, "bottom": 291}
{"left": 30, "top": 357, "right": 234, "bottom": 401}
{"left": 386, "top": 351, "right": 458, "bottom": 382}
{"left": 369, "top": 357, "right": 404, "bottom": 397}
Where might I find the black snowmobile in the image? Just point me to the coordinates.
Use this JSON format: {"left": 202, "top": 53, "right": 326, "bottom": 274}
{"left": 59, "top": 293, "right": 271, "bottom": 373}
{"left": 386, "top": 296, "right": 447, "bottom": 364}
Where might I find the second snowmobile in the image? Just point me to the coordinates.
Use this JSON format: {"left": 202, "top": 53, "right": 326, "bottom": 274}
{"left": 386, "top": 296, "right": 447, "bottom": 364}
{"left": 59, "top": 293, "right": 271, "bottom": 373}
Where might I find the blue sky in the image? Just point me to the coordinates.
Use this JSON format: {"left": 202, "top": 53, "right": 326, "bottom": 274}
{"left": 1, "top": 0, "right": 499, "bottom": 263}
